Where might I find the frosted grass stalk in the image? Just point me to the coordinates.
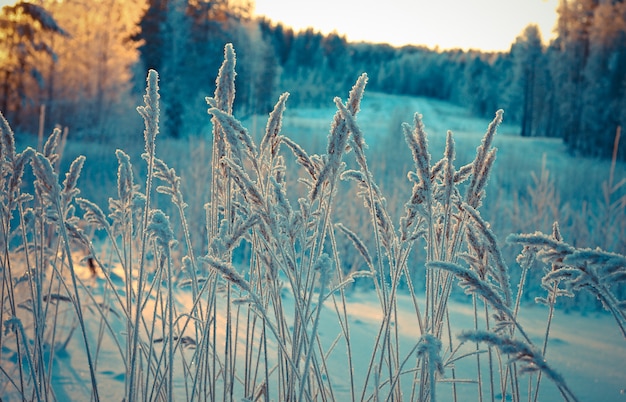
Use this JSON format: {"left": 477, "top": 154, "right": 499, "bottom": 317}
{"left": 326, "top": 226, "right": 357, "bottom": 402}
{"left": 0, "top": 114, "right": 35, "bottom": 398}
{"left": 150, "top": 155, "right": 204, "bottom": 324}
{"left": 203, "top": 48, "right": 240, "bottom": 397}
{"left": 530, "top": 222, "right": 562, "bottom": 402}
{"left": 297, "top": 255, "right": 332, "bottom": 402}
{"left": 459, "top": 331, "right": 579, "bottom": 402}
{"left": 128, "top": 68, "right": 160, "bottom": 402}
{"left": 466, "top": 110, "right": 503, "bottom": 209}
{"left": 260, "top": 92, "right": 289, "bottom": 162}
{"left": 4, "top": 317, "right": 42, "bottom": 402}
{"left": 461, "top": 202, "right": 513, "bottom": 306}
{"left": 207, "top": 43, "right": 236, "bottom": 241}
{"left": 334, "top": 95, "right": 389, "bottom": 302}
{"left": 336, "top": 93, "right": 405, "bottom": 401}
{"left": 440, "top": 131, "right": 455, "bottom": 261}
{"left": 508, "top": 231, "right": 626, "bottom": 337}
{"left": 403, "top": 114, "right": 435, "bottom": 323}
{"left": 146, "top": 209, "right": 175, "bottom": 401}
{"left": 30, "top": 151, "right": 100, "bottom": 400}
{"left": 417, "top": 334, "right": 444, "bottom": 402}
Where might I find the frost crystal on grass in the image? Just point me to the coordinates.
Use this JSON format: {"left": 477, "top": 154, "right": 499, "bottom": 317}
{"left": 42, "top": 127, "right": 60, "bottom": 165}
{"left": 261, "top": 92, "right": 289, "bottom": 159}
{"left": 146, "top": 209, "right": 175, "bottom": 255}
{"left": 466, "top": 110, "right": 502, "bottom": 208}
{"left": 428, "top": 261, "right": 512, "bottom": 319}
{"left": 61, "top": 155, "right": 85, "bottom": 208}
{"left": 404, "top": 114, "right": 432, "bottom": 197}
{"left": 77, "top": 197, "right": 109, "bottom": 230}
{"left": 201, "top": 255, "right": 251, "bottom": 293}
{"left": 212, "top": 43, "right": 236, "bottom": 114}
{"left": 30, "top": 152, "right": 61, "bottom": 220}
{"left": 458, "top": 329, "right": 576, "bottom": 400}
{"left": 311, "top": 74, "right": 367, "bottom": 201}
{"left": 115, "top": 149, "right": 134, "bottom": 203}
{"left": 137, "top": 69, "right": 160, "bottom": 155}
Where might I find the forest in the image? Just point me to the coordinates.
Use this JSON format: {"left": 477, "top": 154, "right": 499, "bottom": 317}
{"left": 1, "top": 0, "right": 626, "bottom": 160}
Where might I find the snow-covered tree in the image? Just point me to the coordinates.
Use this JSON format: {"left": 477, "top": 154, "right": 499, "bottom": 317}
{"left": 580, "top": 1, "right": 626, "bottom": 157}
{"left": 508, "top": 25, "right": 545, "bottom": 137}
{"left": 0, "top": 1, "right": 67, "bottom": 128}
{"left": 42, "top": 0, "right": 147, "bottom": 135}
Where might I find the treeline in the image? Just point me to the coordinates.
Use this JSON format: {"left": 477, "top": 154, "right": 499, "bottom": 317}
{"left": 1, "top": 0, "right": 625, "bottom": 159}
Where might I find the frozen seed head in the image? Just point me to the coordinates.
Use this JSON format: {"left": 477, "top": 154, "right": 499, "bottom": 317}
{"left": 335, "top": 97, "right": 368, "bottom": 170}
{"left": 335, "top": 222, "right": 373, "bottom": 269}
{"left": 65, "top": 218, "right": 91, "bottom": 249}
{"left": 428, "top": 260, "right": 511, "bottom": 315}
{"left": 417, "top": 333, "right": 444, "bottom": 376}
{"left": 454, "top": 163, "right": 473, "bottom": 184}
{"left": 282, "top": 136, "right": 317, "bottom": 180}
{"left": 443, "top": 130, "right": 456, "bottom": 203}
{"left": 403, "top": 115, "right": 431, "bottom": 195}
{"left": 564, "top": 248, "right": 626, "bottom": 271}
{"left": 208, "top": 107, "right": 256, "bottom": 161}
{"left": 466, "top": 146, "right": 497, "bottom": 209}
{"left": 8, "top": 147, "right": 34, "bottom": 199}
{"left": 347, "top": 73, "right": 368, "bottom": 115}
{"left": 444, "top": 130, "right": 455, "bottom": 161}
{"left": 224, "top": 214, "right": 259, "bottom": 252}
{"left": 146, "top": 209, "right": 175, "bottom": 255}
{"left": 214, "top": 43, "right": 237, "bottom": 113}
{"left": 43, "top": 127, "right": 61, "bottom": 166}
{"left": 458, "top": 330, "right": 566, "bottom": 387}
{"left": 314, "top": 253, "right": 333, "bottom": 288}
{"left": 43, "top": 127, "right": 60, "bottom": 155}
{"left": 115, "top": 149, "right": 134, "bottom": 203}
{"left": 201, "top": 255, "right": 251, "bottom": 293}
{"left": 311, "top": 74, "right": 368, "bottom": 202}
{"left": 552, "top": 221, "right": 562, "bottom": 242}
{"left": 205, "top": 96, "right": 218, "bottom": 109}
{"left": 222, "top": 158, "right": 264, "bottom": 207}
{"left": 466, "top": 110, "right": 502, "bottom": 207}
{"left": 31, "top": 152, "right": 61, "bottom": 200}
{"left": 0, "top": 111, "right": 16, "bottom": 162}
{"left": 270, "top": 175, "right": 291, "bottom": 215}
{"left": 261, "top": 92, "right": 289, "bottom": 157}
{"left": 479, "top": 109, "right": 503, "bottom": 158}
{"left": 314, "top": 253, "right": 333, "bottom": 274}
{"left": 137, "top": 69, "right": 160, "bottom": 155}
{"left": 77, "top": 197, "right": 109, "bottom": 230}
{"left": 506, "top": 232, "right": 575, "bottom": 258}
{"left": 61, "top": 155, "right": 85, "bottom": 207}
{"left": 150, "top": 155, "right": 172, "bottom": 182}
{"left": 63, "top": 155, "right": 85, "bottom": 192}
{"left": 327, "top": 104, "right": 350, "bottom": 159}
{"left": 461, "top": 202, "right": 512, "bottom": 305}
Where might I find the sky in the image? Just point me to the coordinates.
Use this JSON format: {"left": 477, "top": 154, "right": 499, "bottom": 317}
{"left": 254, "top": 0, "right": 560, "bottom": 52}
{"left": 0, "top": 0, "right": 559, "bottom": 52}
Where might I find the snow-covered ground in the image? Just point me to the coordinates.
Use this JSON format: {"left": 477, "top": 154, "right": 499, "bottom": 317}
{"left": 44, "top": 281, "right": 626, "bottom": 401}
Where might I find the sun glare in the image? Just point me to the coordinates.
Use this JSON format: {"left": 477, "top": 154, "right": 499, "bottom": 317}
{"left": 254, "top": 0, "right": 559, "bottom": 51}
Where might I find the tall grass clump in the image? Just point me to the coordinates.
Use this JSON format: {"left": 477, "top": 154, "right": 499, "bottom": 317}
{"left": 0, "top": 43, "right": 624, "bottom": 401}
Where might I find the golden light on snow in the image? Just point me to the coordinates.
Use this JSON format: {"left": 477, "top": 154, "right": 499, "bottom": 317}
{"left": 254, "top": 0, "right": 559, "bottom": 51}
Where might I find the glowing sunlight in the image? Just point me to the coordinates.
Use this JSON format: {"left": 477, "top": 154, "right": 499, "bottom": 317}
{"left": 254, "top": 0, "right": 559, "bottom": 51}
